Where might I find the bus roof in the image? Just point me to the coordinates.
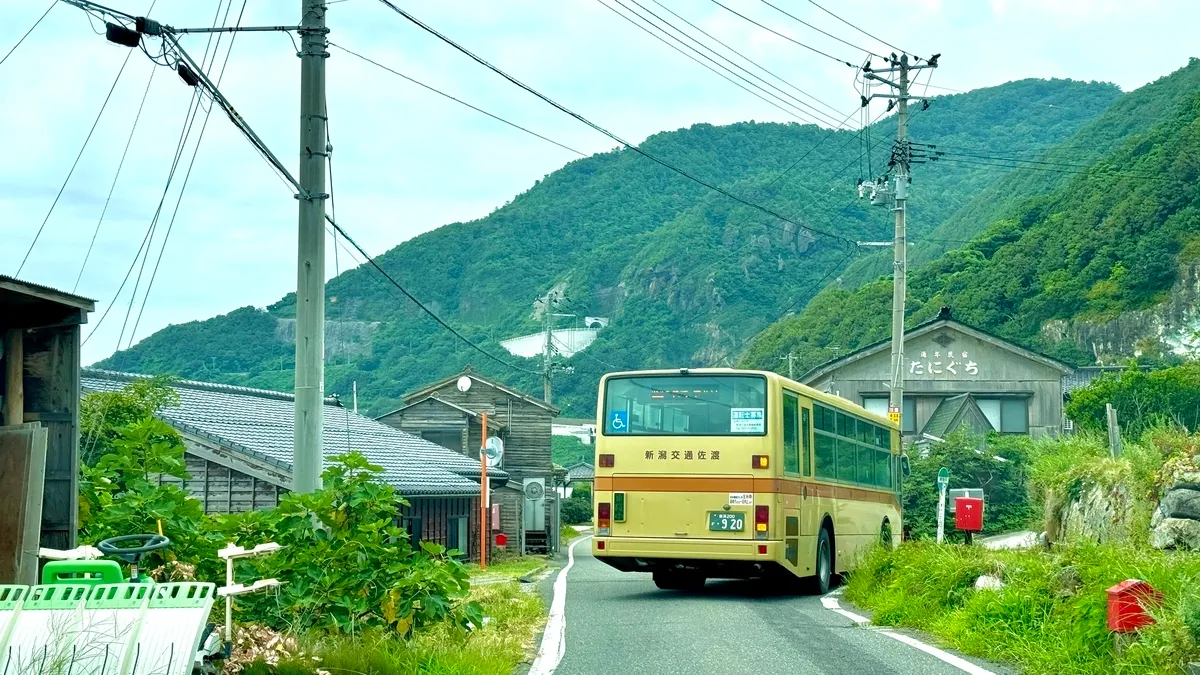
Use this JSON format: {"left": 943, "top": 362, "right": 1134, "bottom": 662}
{"left": 599, "top": 367, "right": 899, "bottom": 431}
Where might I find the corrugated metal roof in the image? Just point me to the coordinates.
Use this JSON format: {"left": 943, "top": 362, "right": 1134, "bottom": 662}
{"left": 81, "top": 369, "right": 504, "bottom": 497}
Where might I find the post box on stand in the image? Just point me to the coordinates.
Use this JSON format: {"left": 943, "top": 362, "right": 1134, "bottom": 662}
{"left": 954, "top": 496, "right": 984, "bottom": 543}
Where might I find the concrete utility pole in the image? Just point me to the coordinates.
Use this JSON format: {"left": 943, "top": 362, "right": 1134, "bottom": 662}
{"left": 780, "top": 352, "right": 796, "bottom": 379}
{"left": 540, "top": 291, "right": 573, "bottom": 405}
{"left": 293, "top": 0, "right": 329, "bottom": 494}
{"left": 860, "top": 52, "right": 938, "bottom": 431}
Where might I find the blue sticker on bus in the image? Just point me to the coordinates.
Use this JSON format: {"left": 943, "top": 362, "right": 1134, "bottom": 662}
{"left": 609, "top": 410, "right": 629, "bottom": 433}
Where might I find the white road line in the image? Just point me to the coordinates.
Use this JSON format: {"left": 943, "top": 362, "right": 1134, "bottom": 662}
{"left": 880, "top": 630, "right": 997, "bottom": 675}
{"left": 820, "top": 594, "right": 870, "bottom": 624}
{"left": 820, "top": 594, "right": 996, "bottom": 675}
{"left": 528, "top": 535, "right": 590, "bottom": 675}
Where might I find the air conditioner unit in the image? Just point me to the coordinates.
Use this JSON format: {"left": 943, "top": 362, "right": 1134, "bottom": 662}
{"left": 523, "top": 478, "right": 546, "bottom": 531}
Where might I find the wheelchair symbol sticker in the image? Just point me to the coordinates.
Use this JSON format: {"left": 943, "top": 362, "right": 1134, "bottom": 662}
{"left": 609, "top": 410, "right": 629, "bottom": 433}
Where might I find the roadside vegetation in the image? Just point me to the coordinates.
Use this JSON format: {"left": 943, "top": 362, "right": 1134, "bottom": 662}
{"left": 846, "top": 369, "right": 1200, "bottom": 674}
{"left": 80, "top": 380, "right": 546, "bottom": 674}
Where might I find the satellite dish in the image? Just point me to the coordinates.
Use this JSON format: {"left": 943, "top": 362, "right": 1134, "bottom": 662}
{"left": 456, "top": 376, "right": 472, "bottom": 392}
{"left": 482, "top": 436, "right": 504, "bottom": 468}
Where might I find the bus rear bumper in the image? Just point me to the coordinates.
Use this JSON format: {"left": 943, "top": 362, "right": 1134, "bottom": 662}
{"left": 592, "top": 537, "right": 783, "bottom": 575}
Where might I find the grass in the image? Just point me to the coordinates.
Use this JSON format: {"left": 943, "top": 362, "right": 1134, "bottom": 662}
{"left": 846, "top": 541, "right": 1200, "bottom": 675}
{"left": 252, "top": 581, "right": 545, "bottom": 675}
{"left": 465, "top": 556, "right": 548, "bottom": 581}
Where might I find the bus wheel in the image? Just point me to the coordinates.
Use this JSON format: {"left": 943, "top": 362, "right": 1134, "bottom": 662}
{"left": 807, "top": 527, "right": 833, "bottom": 595}
{"left": 880, "top": 520, "right": 894, "bottom": 550}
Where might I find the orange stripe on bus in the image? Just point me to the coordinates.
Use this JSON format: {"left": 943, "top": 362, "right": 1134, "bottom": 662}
{"left": 598, "top": 476, "right": 899, "bottom": 507}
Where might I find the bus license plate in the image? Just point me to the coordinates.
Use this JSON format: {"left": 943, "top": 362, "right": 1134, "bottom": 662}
{"left": 708, "top": 512, "right": 745, "bottom": 532}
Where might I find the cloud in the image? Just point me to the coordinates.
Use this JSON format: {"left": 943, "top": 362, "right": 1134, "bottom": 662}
{"left": 0, "top": 0, "right": 1194, "bottom": 364}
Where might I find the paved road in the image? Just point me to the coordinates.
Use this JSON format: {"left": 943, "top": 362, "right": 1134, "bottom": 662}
{"left": 550, "top": 541, "right": 1011, "bottom": 675}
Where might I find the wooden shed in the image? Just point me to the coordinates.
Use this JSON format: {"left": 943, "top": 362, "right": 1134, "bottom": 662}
{"left": 376, "top": 368, "right": 560, "bottom": 555}
{"left": 0, "top": 276, "right": 94, "bottom": 583}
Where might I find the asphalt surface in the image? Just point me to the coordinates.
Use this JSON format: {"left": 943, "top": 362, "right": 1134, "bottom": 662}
{"left": 549, "top": 540, "right": 1013, "bottom": 675}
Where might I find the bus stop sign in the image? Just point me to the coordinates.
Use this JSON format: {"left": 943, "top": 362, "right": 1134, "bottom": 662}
{"left": 937, "top": 467, "right": 950, "bottom": 491}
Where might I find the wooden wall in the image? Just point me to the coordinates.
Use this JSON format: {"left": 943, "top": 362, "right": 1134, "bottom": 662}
{"left": 21, "top": 326, "right": 80, "bottom": 550}
{"left": 377, "top": 399, "right": 470, "bottom": 455}
{"left": 160, "top": 453, "right": 285, "bottom": 514}
{"left": 400, "top": 496, "right": 480, "bottom": 561}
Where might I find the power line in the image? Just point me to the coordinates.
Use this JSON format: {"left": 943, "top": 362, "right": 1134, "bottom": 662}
{"left": 649, "top": 0, "right": 847, "bottom": 121}
{"left": 708, "top": 0, "right": 855, "bottom": 68}
{"left": 83, "top": 0, "right": 225, "bottom": 348}
{"left": 376, "top": 0, "right": 859, "bottom": 248}
{"left": 130, "top": 0, "right": 249, "bottom": 343}
{"left": 75, "top": 62, "right": 157, "bottom": 292}
{"left": 16, "top": 46, "right": 134, "bottom": 276}
{"left": 0, "top": 0, "right": 56, "bottom": 68}
{"left": 932, "top": 155, "right": 1167, "bottom": 182}
{"left": 329, "top": 42, "right": 588, "bottom": 157}
{"left": 598, "top": 0, "right": 829, "bottom": 127}
{"left": 760, "top": 0, "right": 884, "bottom": 59}
{"left": 801, "top": 0, "right": 915, "bottom": 59}
{"left": 620, "top": 0, "right": 854, "bottom": 128}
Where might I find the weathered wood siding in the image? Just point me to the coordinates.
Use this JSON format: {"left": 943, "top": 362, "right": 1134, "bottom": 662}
{"left": 400, "top": 496, "right": 480, "bottom": 561}
{"left": 160, "top": 453, "right": 285, "bottom": 514}
{"left": 22, "top": 327, "right": 80, "bottom": 550}
{"left": 376, "top": 399, "right": 469, "bottom": 455}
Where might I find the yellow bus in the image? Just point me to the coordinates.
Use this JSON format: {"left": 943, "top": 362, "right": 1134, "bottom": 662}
{"left": 592, "top": 368, "right": 908, "bottom": 593}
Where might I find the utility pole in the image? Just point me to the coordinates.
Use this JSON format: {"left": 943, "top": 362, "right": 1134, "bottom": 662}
{"left": 293, "top": 0, "right": 329, "bottom": 494}
{"left": 779, "top": 352, "right": 796, "bottom": 379}
{"left": 859, "top": 52, "right": 938, "bottom": 431}
{"left": 540, "top": 291, "right": 574, "bottom": 405}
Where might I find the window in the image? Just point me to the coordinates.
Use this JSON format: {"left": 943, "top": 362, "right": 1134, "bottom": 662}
{"left": 836, "top": 412, "right": 852, "bottom": 438}
{"left": 815, "top": 433, "right": 836, "bottom": 479}
{"left": 836, "top": 438, "right": 857, "bottom": 482}
{"left": 815, "top": 405, "right": 834, "bottom": 432}
{"left": 603, "top": 375, "right": 767, "bottom": 436}
{"left": 783, "top": 393, "right": 800, "bottom": 474}
{"left": 801, "top": 408, "right": 812, "bottom": 477}
{"left": 861, "top": 396, "right": 916, "bottom": 433}
{"left": 978, "top": 398, "right": 1030, "bottom": 433}
{"left": 875, "top": 450, "right": 892, "bottom": 489}
{"left": 857, "top": 445, "right": 874, "bottom": 485}
{"left": 421, "top": 429, "right": 463, "bottom": 452}
{"left": 447, "top": 516, "right": 468, "bottom": 557}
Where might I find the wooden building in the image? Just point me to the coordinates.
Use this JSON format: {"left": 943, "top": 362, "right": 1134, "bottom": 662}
{"left": 81, "top": 369, "right": 505, "bottom": 561}
{"left": 1, "top": 276, "right": 94, "bottom": 584}
{"left": 376, "top": 368, "right": 560, "bottom": 555}
{"left": 800, "top": 307, "right": 1073, "bottom": 442}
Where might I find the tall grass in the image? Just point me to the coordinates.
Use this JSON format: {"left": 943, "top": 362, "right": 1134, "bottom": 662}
{"left": 847, "top": 542, "right": 1200, "bottom": 674}
{"left": 253, "top": 582, "right": 544, "bottom": 675}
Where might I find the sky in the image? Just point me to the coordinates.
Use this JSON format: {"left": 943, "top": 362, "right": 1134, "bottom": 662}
{"left": 1, "top": 0, "right": 1196, "bottom": 365}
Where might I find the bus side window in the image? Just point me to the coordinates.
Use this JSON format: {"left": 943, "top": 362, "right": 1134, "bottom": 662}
{"left": 783, "top": 393, "right": 800, "bottom": 474}
{"left": 801, "top": 408, "right": 811, "bottom": 477}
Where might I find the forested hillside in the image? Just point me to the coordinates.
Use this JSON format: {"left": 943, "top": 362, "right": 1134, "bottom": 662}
{"left": 742, "top": 58, "right": 1200, "bottom": 377}
{"left": 100, "top": 77, "right": 1121, "bottom": 416}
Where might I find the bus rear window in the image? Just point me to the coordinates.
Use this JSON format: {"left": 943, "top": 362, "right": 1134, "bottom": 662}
{"left": 602, "top": 375, "right": 767, "bottom": 436}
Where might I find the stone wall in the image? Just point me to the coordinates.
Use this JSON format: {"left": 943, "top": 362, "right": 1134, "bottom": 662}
{"left": 1151, "top": 456, "right": 1200, "bottom": 550}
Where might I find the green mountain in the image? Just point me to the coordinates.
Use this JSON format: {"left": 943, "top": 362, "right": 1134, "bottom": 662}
{"left": 99, "top": 77, "right": 1122, "bottom": 417}
{"left": 742, "top": 58, "right": 1200, "bottom": 376}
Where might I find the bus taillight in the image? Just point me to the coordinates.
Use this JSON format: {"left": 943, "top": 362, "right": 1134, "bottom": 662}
{"left": 755, "top": 505, "right": 769, "bottom": 540}
{"left": 752, "top": 455, "right": 769, "bottom": 469}
{"left": 599, "top": 454, "right": 615, "bottom": 467}
{"left": 598, "top": 502, "right": 611, "bottom": 535}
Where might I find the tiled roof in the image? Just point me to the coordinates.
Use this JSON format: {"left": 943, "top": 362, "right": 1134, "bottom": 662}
{"left": 81, "top": 369, "right": 504, "bottom": 497}
{"left": 566, "top": 462, "right": 595, "bottom": 481}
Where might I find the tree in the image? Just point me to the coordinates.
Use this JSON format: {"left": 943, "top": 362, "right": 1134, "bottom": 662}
{"left": 560, "top": 482, "right": 593, "bottom": 525}
{"left": 78, "top": 379, "right": 214, "bottom": 568}
{"left": 1066, "top": 362, "right": 1200, "bottom": 437}
{"left": 902, "top": 431, "right": 1033, "bottom": 540}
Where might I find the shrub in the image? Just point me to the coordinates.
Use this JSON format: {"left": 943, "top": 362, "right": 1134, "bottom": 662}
{"left": 1065, "top": 362, "right": 1200, "bottom": 437}
{"left": 903, "top": 431, "right": 1033, "bottom": 539}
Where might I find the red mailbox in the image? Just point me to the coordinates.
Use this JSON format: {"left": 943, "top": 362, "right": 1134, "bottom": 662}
{"left": 954, "top": 497, "right": 984, "bottom": 532}
{"left": 495, "top": 533, "right": 508, "bottom": 547}
{"left": 1107, "top": 580, "right": 1162, "bottom": 633}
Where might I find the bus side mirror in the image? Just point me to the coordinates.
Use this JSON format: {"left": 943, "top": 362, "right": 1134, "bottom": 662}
{"left": 900, "top": 454, "right": 911, "bottom": 478}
